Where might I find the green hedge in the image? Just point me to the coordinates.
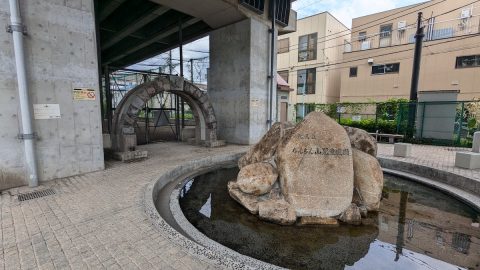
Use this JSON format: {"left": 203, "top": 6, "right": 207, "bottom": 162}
{"left": 339, "top": 118, "right": 397, "bottom": 134}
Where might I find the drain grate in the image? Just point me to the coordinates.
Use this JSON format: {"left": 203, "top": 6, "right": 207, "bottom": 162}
{"left": 17, "top": 189, "right": 55, "bottom": 201}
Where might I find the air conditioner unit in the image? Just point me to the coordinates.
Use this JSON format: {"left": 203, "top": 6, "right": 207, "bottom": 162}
{"left": 398, "top": 21, "right": 407, "bottom": 31}
{"left": 361, "top": 41, "right": 371, "bottom": 50}
{"left": 461, "top": 9, "right": 471, "bottom": 19}
{"left": 357, "top": 32, "right": 367, "bottom": 42}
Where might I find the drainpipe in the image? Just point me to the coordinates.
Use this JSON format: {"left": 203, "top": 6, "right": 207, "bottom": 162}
{"left": 8, "top": 0, "right": 39, "bottom": 187}
{"left": 269, "top": 0, "right": 276, "bottom": 128}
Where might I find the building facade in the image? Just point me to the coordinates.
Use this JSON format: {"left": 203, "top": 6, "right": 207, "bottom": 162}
{"left": 277, "top": 12, "right": 349, "bottom": 120}
{"left": 340, "top": 0, "right": 480, "bottom": 102}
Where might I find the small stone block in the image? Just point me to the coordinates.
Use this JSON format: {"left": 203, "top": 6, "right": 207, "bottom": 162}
{"left": 455, "top": 152, "right": 480, "bottom": 169}
{"left": 113, "top": 150, "right": 148, "bottom": 162}
{"left": 205, "top": 140, "right": 226, "bottom": 148}
{"left": 393, "top": 143, "right": 412, "bottom": 157}
{"left": 298, "top": 216, "right": 339, "bottom": 226}
{"left": 472, "top": 132, "right": 480, "bottom": 153}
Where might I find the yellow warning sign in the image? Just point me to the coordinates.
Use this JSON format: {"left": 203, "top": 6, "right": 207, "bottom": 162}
{"left": 73, "top": 88, "right": 96, "bottom": 101}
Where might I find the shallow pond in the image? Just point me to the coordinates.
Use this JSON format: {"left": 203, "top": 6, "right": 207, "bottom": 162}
{"left": 178, "top": 167, "right": 480, "bottom": 270}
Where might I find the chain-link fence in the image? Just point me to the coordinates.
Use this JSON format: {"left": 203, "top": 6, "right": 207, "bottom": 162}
{"left": 295, "top": 100, "right": 480, "bottom": 147}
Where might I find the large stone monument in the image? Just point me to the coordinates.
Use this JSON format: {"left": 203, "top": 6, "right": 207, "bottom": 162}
{"left": 228, "top": 112, "right": 384, "bottom": 225}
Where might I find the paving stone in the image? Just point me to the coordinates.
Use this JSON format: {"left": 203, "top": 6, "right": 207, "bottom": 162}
{"left": 2, "top": 142, "right": 476, "bottom": 270}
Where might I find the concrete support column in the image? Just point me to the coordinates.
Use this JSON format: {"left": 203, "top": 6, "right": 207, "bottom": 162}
{"left": 209, "top": 17, "right": 277, "bottom": 145}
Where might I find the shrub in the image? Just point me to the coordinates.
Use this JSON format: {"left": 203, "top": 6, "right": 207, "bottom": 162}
{"left": 339, "top": 118, "right": 397, "bottom": 134}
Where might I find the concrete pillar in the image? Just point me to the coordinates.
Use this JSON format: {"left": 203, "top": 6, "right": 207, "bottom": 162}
{"left": 209, "top": 17, "right": 277, "bottom": 145}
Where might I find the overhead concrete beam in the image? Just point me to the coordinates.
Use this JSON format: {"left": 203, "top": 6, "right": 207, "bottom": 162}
{"left": 150, "top": 0, "right": 245, "bottom": 29}
{"left": 99, "top": 0, "right": 128, "bottom": 21}
{"left": 101, "top": 6, "right": 170, "bottom": 50}
{"left": 104, "top": 17, "right": 200, "bottom": 65}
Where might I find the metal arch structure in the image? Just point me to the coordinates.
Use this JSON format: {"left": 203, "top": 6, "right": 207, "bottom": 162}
{"left": 111, "top": 75, "right": 219, "bottom": 151}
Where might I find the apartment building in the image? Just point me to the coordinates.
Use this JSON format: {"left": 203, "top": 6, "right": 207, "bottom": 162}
{"left": 340, "top": 0, "right": 480, "bottom": 102}
{"left": 277, "top": 12, "right": 349, "bottom": 119}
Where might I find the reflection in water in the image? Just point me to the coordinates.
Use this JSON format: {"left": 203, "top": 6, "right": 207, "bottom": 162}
{"left": 176, "top": 168, "right": 480, "bottom": 270}
{"left": 395, "top": 191, "right": 408, "bottom": 261}
{"left": 199, "top": 193, "right": 212, "bottom": 218}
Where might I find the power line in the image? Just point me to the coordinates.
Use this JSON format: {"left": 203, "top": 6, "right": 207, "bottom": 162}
{"left": 185, "top": 49, "right": 209, "bottom": 54}
{"left": 294, "top": 0, "right": 325, "bottom": 13}
{"left": 281, "top": 0, "right": 479, "bottom": 66}
{"left": 282, "top": 33, "right": 480, "bottom": 74}
{"left": 285, "top": 0, "right": 478, "bottom": 51}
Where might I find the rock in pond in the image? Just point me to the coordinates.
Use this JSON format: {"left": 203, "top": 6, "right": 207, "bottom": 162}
{"left": 238, "top": 122, "right": 295, "bottom": 169}
{"left": 237, "top": 162, "right": 278, "bottom": 196}
{"left": 339, "top": 203, "right": 362, "bottom": 225}
{"left": 258, "top": 199, "right": 296, "bottom": 225}
{"left": 276, "top": 112, "right": 354, "bottom": 218}
{"left": 344, "top": 126, "right": 377, "bottom": 157}
{"left": 227, "top": 181, "right": 260, "bottom": 214}
{"left": 352, "top": 149, "right": 384, "bottom": 211}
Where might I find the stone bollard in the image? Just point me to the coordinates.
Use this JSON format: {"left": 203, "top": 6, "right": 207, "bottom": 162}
{"left": 455, "top": 152, "right": 480, "bottom": 169}
{"left": 455, "top": 132, "right": 480, "bottom": 169}
{"left": 472, "top": 131, "right": 480, "bottom": 153}
{"left": 393, "top": 143, "right": 412, "bottom": 157}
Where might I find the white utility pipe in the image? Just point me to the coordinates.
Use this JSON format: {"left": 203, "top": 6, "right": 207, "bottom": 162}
{"left": 9, "top": 0, "right": 38, "bottom": 187}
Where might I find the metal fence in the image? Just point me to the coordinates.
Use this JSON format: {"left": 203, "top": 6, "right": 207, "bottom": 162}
{"left": 296, "top": 100, "right": 480, "bottom": 147}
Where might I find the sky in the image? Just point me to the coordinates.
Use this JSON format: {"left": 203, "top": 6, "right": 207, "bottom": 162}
{"left": 129, "top": 0, "right": 428, "bottom": 79}
{"left": 293, "top": 0, "right": 427, "bottom": 27}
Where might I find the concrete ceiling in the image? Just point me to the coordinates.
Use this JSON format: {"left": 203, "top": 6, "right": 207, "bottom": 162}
{"left": 149, "top": 0, "right": 246, "bottom": 29}
{"left": 95, "top": 0, "right": 215, "bottom": 69}
{"left": 95, "top": 0, "right": 293, "bottom": 69}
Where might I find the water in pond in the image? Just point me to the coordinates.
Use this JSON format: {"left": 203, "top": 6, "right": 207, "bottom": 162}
{"left": 178, "top": 167, "right": 480, "bottom": 270}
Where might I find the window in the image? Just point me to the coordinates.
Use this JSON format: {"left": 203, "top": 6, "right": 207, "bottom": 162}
{"left": 456, "top": 55, "right": 480, "bottom": 68}
{"left": 298, "top": 33, "right": 317, "bottom": 62}
{"left": 278, "top": 70, "right": 289, "bottom": 83}
{"left": 349, "top": 67, "right": 358, "bottom": 77}
{"left": 297, "top": 68, "right": 316, "bottom": 95}
{"left": 239, "top": 0, "right": 265, "bottom": 13}
{"left": 278, "top": 38, "right": 289, "bottom": 54}
{"left": 372, "top": 63, "right": 400, "bottom": 75}
{"left": 379, "top": 24, "right": 393, "bottom": 47}
{"left": 358, "top": 31, "right": 367, "bottom": 41}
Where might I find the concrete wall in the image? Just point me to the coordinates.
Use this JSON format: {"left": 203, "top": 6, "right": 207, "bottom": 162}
{"left": 209, "top": 17, "right": 275, "bottom": 144}
{"left": 0, "top": 0, "right": 103, "bottom": 190}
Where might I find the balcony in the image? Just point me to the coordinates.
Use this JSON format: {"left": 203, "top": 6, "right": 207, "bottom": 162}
{"left": 344, "top": 12, "right": 480, "bottom": 53}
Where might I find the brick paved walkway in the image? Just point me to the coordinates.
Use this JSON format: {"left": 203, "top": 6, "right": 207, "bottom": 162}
{"left": 1, "top": 142, "right": 478, "bottom": 270}
{"left": 378, "top": 143, "right": 480, "bottom": 182}
{"left": 0, "top": 142, "right": 247, "bottom": 270}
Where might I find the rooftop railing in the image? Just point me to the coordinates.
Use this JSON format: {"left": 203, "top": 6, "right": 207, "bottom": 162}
{"left": 344, "top": 10, "right": 480, "bottom": 53}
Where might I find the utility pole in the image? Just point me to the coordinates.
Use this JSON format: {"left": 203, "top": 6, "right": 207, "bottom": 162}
{"left": 168, "top": 51, "right": 172, "bottom": 75}
{"left": 407, "top": 12, "right": 424, "bottom": 139}
{"left": 190, "top": 58, "right": 194, "bottom": 83}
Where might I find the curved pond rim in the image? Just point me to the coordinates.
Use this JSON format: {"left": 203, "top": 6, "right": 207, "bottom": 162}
{"left": 144, "top": 152, "right": 480, "bottom": 270}
{"left": 382, "top": 168, "right": 480, "bottom": 212}
{"left": 168, "top": 161, "right": 280, "bottom": 269}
